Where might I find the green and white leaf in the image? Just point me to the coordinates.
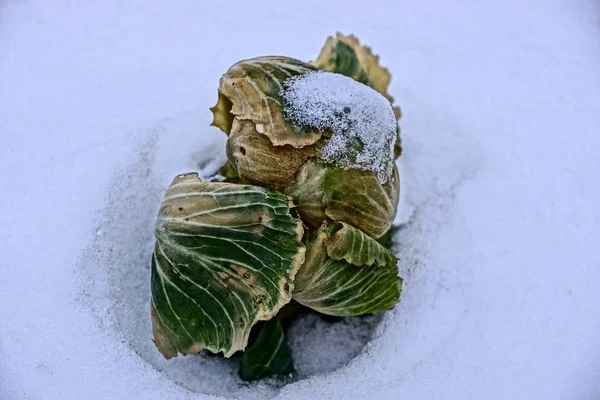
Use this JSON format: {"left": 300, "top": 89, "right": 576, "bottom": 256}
{"left": 326, "top": 222, "right": 396, "bottom": 267}
{"left": 239, "top": 318, "right": 295, "bottom": 381}
{"left": 286, "top": 159, "right": 399, "bottom": 239}
{"left": 151, "top": 173, "right": 305, "bottom": 359}
{"left": 293, "top": 222, "right": 401, "bottom": 316}
{"left": 211, "top": 56, "right": 321, "bottom": 148}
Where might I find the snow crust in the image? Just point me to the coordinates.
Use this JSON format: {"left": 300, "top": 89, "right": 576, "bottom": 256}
{"left": 282, "top": 71, "right": 396, "bottom": 183}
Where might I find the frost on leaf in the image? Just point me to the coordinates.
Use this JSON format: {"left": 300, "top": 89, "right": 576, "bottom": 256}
{"left": 311, "top": 32, "right": 403, "bottom": 157}
{"left": 293, "top": 222, "right": 402, "bottom": 316}
{"left": 311, "top": 32, "right": 401, "bottom": 120}
{"left": 281, "top": 71, "right": 397, "bottom": 184}
{"left": 150, "top": 173, "right": 305, "bottom": 358}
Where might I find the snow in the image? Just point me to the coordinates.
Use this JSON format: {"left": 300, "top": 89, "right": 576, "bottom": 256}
{"left": 287, "top": 313, "right": 383, "bottom": 379}
{"left": 1, "top": 1, "right": 600, "bottom": 400}
{"left": 282, "top": 71, "right": 397, "bottom": 183}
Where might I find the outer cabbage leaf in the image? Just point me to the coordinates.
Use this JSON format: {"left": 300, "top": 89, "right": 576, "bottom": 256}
{"left": 226, "top": 118, "right": 320, "bottom": 190}
{"left": 286, "top": 160, "right": 399, "bottom": 239}
{"left": 293, "top": 222, "right": 401, "bottom": 316}
{"left": 210, "top": 56, "right": 321, "bottom": 148}
{"left": 239, "top": 318, "right": 294, "bottom": 381}
{"left": 151, "top": 173, "right": 305, "bottom": 358}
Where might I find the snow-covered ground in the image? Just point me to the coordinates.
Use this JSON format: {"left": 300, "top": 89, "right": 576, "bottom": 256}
{"left": 1, "top": 1, "right": 599, "bottom": 399}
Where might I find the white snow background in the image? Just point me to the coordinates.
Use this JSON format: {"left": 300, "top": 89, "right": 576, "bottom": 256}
{"left": 1, "top": 1, "right": 599, "bottom": 399}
